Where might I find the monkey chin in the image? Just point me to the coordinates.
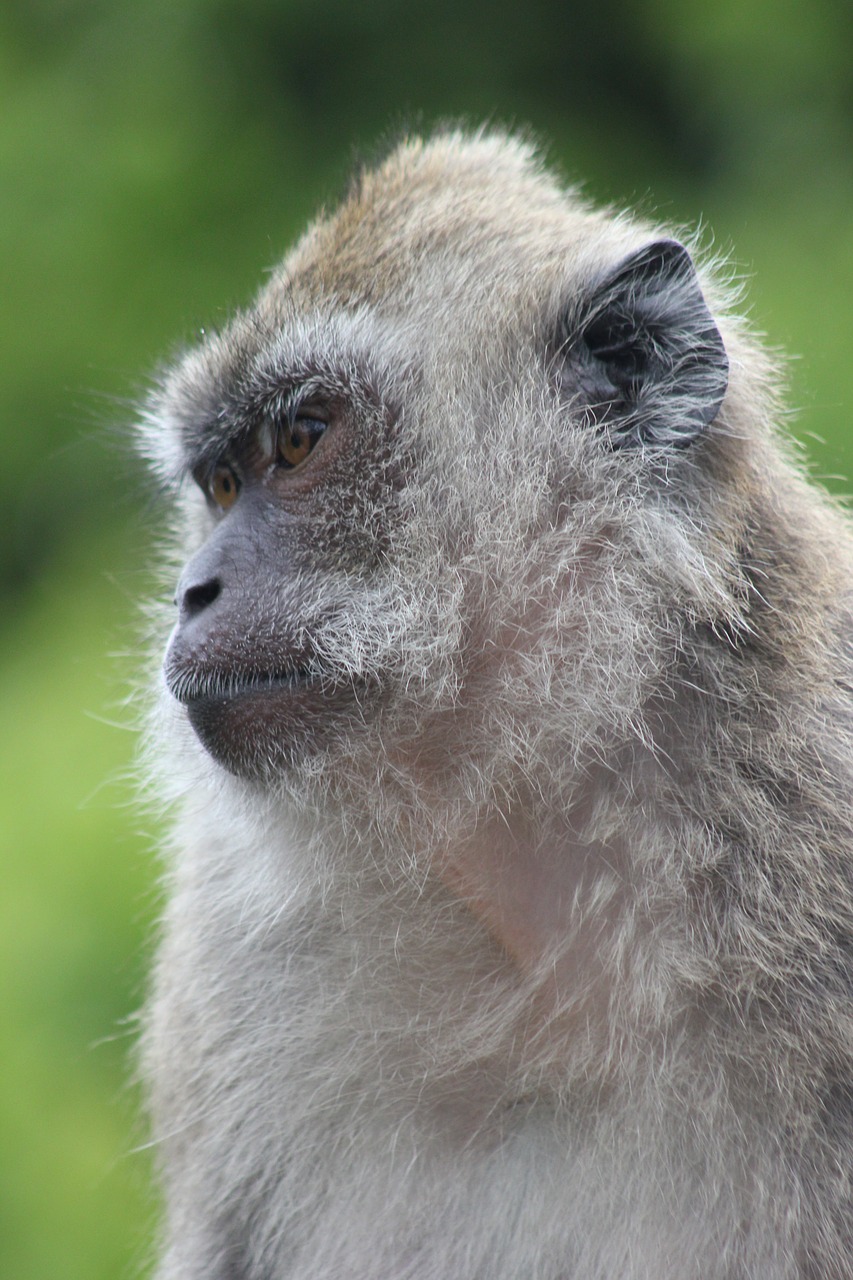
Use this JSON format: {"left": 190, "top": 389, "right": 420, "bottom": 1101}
{"left": 178, "top": 678, "right": 363, "bottom": 780}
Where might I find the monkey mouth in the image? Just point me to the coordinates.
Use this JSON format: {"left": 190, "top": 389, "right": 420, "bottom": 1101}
{"left": 165, "top": 665, "right": 316, "bottom": 706}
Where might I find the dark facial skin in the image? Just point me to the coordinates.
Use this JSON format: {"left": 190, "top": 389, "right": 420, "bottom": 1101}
{"left": 164, "top": 386, "right": 393, "bottom": 778}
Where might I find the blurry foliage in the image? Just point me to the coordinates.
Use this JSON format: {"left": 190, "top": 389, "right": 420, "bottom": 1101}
{"left": 1, "top": 0, "right": 851, "bottom": 1275}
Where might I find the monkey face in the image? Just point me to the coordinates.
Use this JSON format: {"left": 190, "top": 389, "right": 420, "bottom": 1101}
{"left": 159, "top": 341, "right": 408, "bottom": 779}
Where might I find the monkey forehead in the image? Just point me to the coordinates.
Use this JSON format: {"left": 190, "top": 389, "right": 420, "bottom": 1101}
{"left": 259, "top": 131, "right": 646, "bottom": 326}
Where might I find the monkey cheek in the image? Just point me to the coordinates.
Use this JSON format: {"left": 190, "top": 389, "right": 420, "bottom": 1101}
{"left": 183, "top": 684, "right": 358, "bottom": 779}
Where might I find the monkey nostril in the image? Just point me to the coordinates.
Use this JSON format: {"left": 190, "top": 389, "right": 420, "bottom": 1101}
{"left": 181, "top": 576, "right": 222, "bottom": 620}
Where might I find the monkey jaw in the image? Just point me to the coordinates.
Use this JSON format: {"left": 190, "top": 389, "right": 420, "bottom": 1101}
{"left": 164, "top": 652, "right": 370, "bottom": 779}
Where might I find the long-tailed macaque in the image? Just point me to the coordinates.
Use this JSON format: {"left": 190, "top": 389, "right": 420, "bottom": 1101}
{"left": 139, "top": 130, "right": 853, "bottom": 1278}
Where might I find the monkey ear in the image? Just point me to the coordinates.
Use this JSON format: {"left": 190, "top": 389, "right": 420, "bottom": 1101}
{"left": 564, "top": 239, "right": 728, "bottom": 448}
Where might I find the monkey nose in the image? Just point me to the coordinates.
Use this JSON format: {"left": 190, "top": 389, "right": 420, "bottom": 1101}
{"left": 177, "top": 574, "right": 222, "bottom": 622}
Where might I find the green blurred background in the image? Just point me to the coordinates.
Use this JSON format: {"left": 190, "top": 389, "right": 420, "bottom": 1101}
{"left": 2, "top": 0, "right": 852, "bottom": 1275}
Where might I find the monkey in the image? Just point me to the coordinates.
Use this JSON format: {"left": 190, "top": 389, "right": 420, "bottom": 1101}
{"left": 138, "top": 129, "right": 853, "bottom": 1279}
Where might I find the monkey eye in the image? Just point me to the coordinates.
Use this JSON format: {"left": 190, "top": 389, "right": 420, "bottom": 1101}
{"left": 277, "top": 413, "right": 327, "bottom": 470}
{"left": 208, "top": 463, "right": 240, "bottom": 510}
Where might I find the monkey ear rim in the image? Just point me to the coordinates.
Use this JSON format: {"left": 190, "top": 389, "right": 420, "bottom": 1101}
{"left": 561, "top": 238, "right": 729, "bottom": 450}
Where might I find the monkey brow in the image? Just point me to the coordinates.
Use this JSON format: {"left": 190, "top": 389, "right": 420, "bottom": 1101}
{"left": 180, "top": 383, "right": 302, "bottom": 477}
{"left": 177, "top": 349, "right": 352, "bottom": 481}
{"left": 166, "top": 303, "right": 402, "bottom": 484}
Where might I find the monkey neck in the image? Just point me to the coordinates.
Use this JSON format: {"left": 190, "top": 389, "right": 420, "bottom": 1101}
{"left": 433, "top": 757, "right": 663, "bottom": 1049}
{"left": 440, "top": 810, "right": 620, "bottom": 968}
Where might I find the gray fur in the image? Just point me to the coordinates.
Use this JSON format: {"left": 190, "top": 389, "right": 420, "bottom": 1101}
{"left": 138, "top": 129, "right": 853, "bottom": 1278}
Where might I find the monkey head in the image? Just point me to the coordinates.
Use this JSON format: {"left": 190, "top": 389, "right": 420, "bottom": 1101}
{"left": 145, "top": 133, "right": 730, "bottom": 789}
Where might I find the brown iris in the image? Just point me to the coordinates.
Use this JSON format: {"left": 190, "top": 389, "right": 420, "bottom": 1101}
{"left": 278, "top": 415, "right": 326, "bottom": 469}
{"left": 210, "top": 465, "right": 239, "bottom": 510}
